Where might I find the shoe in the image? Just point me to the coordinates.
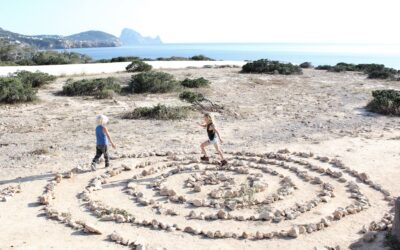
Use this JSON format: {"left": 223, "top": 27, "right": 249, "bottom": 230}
{"left": 200, "top": 156, "right": 209, "bottom": 162}
{"left": 105, "top": 164, "right": 110, "bottom": 168}
{"left": 220, "top": 160, "right": 227, "bottom": 166}
{"left": 91, "top": 163, "right": 97, "bottom": 171}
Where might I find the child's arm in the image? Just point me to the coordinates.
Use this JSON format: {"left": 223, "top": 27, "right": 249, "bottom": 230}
{"left": 103, "top": 127, "right": 116, "bottom": 149}
{"left": 213, "top": 125, "right": 223, "bottom": 143}
{"left": 198, "top": 122, "right": 207, "bottom": 128}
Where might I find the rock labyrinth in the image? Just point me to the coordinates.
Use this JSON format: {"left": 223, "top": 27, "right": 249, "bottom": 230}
{"left": 38, "top": 150, "right": 395, "bottom": 249}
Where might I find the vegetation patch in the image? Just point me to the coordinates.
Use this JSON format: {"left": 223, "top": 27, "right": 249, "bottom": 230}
{"left": 315, "top": 65, "right": 333, "bottom": 70}
{"left": 299, "top": 62, "right": 313, "bottom": 69}
{"left": 316, "top": 62, "right": 399, "bottom": 80}
{"left": 0, "top": 77, "right": 37, "bottom": 103}
{"left": 121, "top": 104, "right": 190, "bottom": 120}
{"left": 12, "top": 70, "right": 56, "bottom": 88}
{"left": 61, "top": 77, "right": 121, "bottom": 99}
{"left": 181, "top": 77, "right": 210, "bottom": 88}
{"left": 127, "top": 72, "right": 179, "bottom": 93}
{"left": 125, "top": 59, "right": 152, "bottom": 72}
{"left": 0, "top": 39, "right": 91, "bottom": 65}
{"left": 366, "top": 89, "right": 400, "bottom": 116}
{"left": 179, "top": 91, "right": 204, "bottom": 103}
{"left": 241, "top": 59, "right": 302, "bottom": 75}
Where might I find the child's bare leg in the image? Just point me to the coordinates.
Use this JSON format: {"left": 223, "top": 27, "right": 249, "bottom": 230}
{"left": 214, "top": 143, "right": 225, "bottom": 160}
{"left": 201, "top": 141, "right": 209, "bottom": 156}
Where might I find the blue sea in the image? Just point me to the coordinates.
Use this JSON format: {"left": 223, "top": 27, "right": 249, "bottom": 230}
{"left": 59, "top": 43, "right": 400, "bottom": 69}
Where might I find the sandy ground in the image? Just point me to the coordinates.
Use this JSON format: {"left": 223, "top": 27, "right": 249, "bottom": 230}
{"left": 0, "top": 61, "right": 246, "bottom": 76}
{"left": 0, "top": 66, "right": 399, "bottom": 250}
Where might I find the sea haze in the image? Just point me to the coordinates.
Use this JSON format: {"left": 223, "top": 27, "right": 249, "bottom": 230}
{"left": 58, "top": 43, "right": 400, "bottom": 69}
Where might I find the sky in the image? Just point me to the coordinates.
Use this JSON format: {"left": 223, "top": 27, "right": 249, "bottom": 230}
{"left": 0, "top": 0, "right": 400, "bottom": 43}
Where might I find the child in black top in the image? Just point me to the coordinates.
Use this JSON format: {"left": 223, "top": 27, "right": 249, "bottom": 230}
{"left": 198, "top": 113, "right": 227, "bottom": 166}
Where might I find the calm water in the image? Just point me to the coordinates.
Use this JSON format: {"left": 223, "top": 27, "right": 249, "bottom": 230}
{"left": 59, "top": 43, "right": 400, "bottom": 69}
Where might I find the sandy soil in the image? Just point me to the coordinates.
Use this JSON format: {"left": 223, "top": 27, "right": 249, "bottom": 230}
{"left": 0, "top": 66, "right": 399, "bottom": 250}
{"left": 0, "top": 61, "right": 246, "bottom": 76}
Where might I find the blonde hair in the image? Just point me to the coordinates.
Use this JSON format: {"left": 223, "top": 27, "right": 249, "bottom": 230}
{"left": 204, "top": 113, "right": 218, "bottom": 128}
{"left": 96, "top": 114, "right": 109, "bottom": 126}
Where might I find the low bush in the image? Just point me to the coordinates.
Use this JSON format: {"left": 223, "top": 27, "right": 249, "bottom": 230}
{"left": 111, "top": 56, "right": 141, "bottom": 63}
{"left": 367, "top": 68, "right": 398, "bottom": 80}
{"left": 356, "top": 64, "right": 385, "bottom": 73}
{"left": 179, "top": 91, "right": 204, "bottom": 103}
{"left": 241, "top": 59, "right": 302, "bottom": 75}
{"left": 181, "top": 77, "right": 210, "bottom": 88}
{"left": 299, "top": 62, "right": 313, "bottom": 68}
{"left": 125, "top": 59, "right": 152, "bottom": 72}
{"left": 315, "top": 65, "right": 333, "bottom": 70}
{"left": 0, "top": 77, "right": 37, "bottom": 103}
{"left": 29, "top": 51, "right": 92, "bottom": 65}
{"left": 329, "top": 62, "right": 357, "bottom": 72}
{"left": 13, "top": 70, "right": 56, "bottom": 88}
{"left": 190, "top": 55, "right": 214, "bottom": 61}
{"left": 121, "top": 104, "right": 189, "bottom": 120}
{"left": 315, "top": 63, "right": 399, "bottom": 80}
{"left": 61, "top": 77, "right": 121, "bottom": 99}
{"left": 366, "top": 89, "right": 400, "bottom": 116}
{"left": 127, "top": 72, "right": 179, "bottom": 93}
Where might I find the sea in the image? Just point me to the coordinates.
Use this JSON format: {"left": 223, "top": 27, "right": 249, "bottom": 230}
{"left": 58, "top": 43, "right": 400, "bottom": 69}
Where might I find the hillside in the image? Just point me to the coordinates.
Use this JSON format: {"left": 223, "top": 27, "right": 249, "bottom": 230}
{"left": 0, "top": 28, "right": 120, "bottom": 49}
{"left": 0, "top": 27, "right": 163, "bottom": 49}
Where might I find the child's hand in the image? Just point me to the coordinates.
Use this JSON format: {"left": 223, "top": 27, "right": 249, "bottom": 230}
{"left": 220, "top": 139, "right": 224, "bottom": 144}
{"left": 111, "top": 143, "right": 116, "bottom": 149}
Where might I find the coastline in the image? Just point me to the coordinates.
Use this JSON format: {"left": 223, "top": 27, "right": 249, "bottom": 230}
{"left": 0, "top": 61, "right": 246, "bottom": 76}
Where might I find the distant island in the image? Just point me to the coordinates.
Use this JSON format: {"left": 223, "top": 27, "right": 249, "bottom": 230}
{"left": 0, "top": 27, "right": 163, "bottom": 49}
{"left": 120, "top": 28, "right": 162, "bottom": 46}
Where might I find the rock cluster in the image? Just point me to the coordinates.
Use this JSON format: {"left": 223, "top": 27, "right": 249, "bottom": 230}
{"left": 0, "top": 184, "right": 21, "bottom": 202}
{"left": 36, "top": 149, "right": 394, "bottom": 246}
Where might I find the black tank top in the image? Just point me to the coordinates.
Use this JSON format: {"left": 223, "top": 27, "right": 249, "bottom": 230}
{"left": 207, "top": 123, "right": 215, "bottom": 140}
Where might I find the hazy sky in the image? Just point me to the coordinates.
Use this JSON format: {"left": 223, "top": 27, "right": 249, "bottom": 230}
{"left": 1, "top": 0, "right": 399, "bottom": 43}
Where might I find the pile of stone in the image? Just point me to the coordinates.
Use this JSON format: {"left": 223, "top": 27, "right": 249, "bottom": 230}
{"left": 0, "top": 184, "right": 21, "bottom": 202}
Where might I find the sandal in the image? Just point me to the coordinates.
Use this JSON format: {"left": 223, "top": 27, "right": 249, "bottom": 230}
{"left": 200, "top": 156, "right": 210, "bottom": 161}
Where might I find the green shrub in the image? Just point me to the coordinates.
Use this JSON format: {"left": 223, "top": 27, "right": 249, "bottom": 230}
{"left": 315, "top": 63, "right": 398, "bottom": 80}
{"left": 111, "top": 56, "right": 141, "bottom": 62}
{"left": 125, "top": 60, "right": 152, "bottom": 72}
{"left": 299, "top": 62, "right": 313, "bottom": 68}
{"left": 122, "top": 104, "right": 189, "bottom": 120}
{"left": 179, "top": 91, "right": 204, "bottom": 103}
{"left": 13, "top": 70, "right": 56, "bottom": 88}
{"left": 127, "top": 72, "right": 179, "bottom": 93}
{"left": 367, "top": 89, "right": 400, "bottom": 115}
{"left": 29, "top": 51, "right": 92, "bottom": 65}
{"left": 0, "top": 77, "right": 37, "bottom": 103}
{"left": 156, "top": 56, "right": 188, "bottom": 61}
{"left": 367, "top": 68, "right": 398, "bottom": 80}
{"left": 190, "top": 55, "right": 214, "bottom": 61}
{"left": 241, "top": 59, "right": 302, "bottom": 75}
{"left": 181, "top": 77, "right": 210, "bottom": 88}
{"left": 315, "top": 65, "right": 333, "bottom": 70}
{"left": 356, "top": 64, "right": 385, "bottom": 73}
{"left": 328, "top": 62, "right": 357, "bottom": 72}
{"left": 61, "top": 77, "right": 121, "bottom": 98}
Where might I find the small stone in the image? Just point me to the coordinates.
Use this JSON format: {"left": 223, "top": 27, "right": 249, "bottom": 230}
{"left": 190, "top": 199, "right": 203, "bottom": 207}
{"left": 193, "top": 186, "right": 201, "bottom": 192}
{"left": 217, "top": 210, "right": 226, "bottom": 219}
{"left": 363, "top": 231, "right": 377, "bottom": 242}
{"left": 359, "top": 172, "right": 370, "bottom": 182}
{"left": 288, "top": 226, "right": 299, "bottom": 238}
